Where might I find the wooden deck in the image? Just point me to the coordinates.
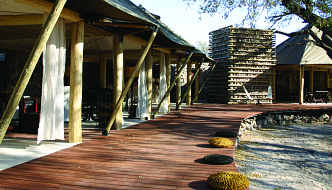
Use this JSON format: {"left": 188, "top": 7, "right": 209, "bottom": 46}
{"left": 1, "top": 104, "right": 331, "bottom": 190}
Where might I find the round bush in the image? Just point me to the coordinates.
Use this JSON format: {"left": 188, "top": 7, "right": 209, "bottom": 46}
{"left": 208, "top": 137, "right": 234, "bottom": 148}
{"left": 207, "top": 171, "right": 249, "bottom": 190}
{"left": 203, "top": 154, "right": 234, "bottom": 165}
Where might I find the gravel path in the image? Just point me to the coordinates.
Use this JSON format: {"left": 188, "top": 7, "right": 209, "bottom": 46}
{"left": 235, "top": 124, "right": 332, "bottom": 190}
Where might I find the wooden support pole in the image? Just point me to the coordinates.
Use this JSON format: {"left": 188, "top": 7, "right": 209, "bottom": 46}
{"left": 176, "top": 61, "right": 182, "bottom": 110}
{"left": 272, "top": 68, "right": 276, "bottom": 103}
{"left": 104, "top": 29, "right": 158, "bottom": 134}
{"left": 113, "top": 33, "right": 124, "bottom": 130}
{"left": 310, "top": 70, "right": 314, "bottom": 92}
{"left": 15, "top": 0, "right": 81, "bottom": 22}
{"left": 159, "top": 53, "right": 166, "bottom": 111}
{"left": 180, "top": 62, "right": 202, "bottom": 105}
{"left": 299, "top": 65, "right": 304, "bottom": 104}
{"left": 146, "top": 52, "right": 153, "bottom": 119}
{"left": 99, "top": 55, "right": 107, "bottom": 88}
{"left": 328, "top": 71, "right": 331, "bottom": 89}
{"left": 154, "top": 52, "right": 193, "bottom": 116}
{"left": 69, "top": 21, "right": 84, "bottom": 143}
{"left": 194, "top": 62, "right": 200, "bottom": 103}
{"left": 193, "top": 63, "right": 216, "bottom": 103}
{"left": 186, "top": 61, "right": 192, "bottom": 105}
{"left": 165, "top": 54, "right": 171, "bottom": 112}
{"left": 0, "top": 0, "right": 68, "bottom": 144}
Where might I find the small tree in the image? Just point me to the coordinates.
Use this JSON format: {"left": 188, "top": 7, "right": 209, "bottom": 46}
{"left": 183, "top": 0, "right": 332, "bottom": 58}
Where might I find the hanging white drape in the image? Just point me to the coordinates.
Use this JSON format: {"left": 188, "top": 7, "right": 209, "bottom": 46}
{"left": 159, "top": 56, "right": 168, "bottom": 114}
{"left": 136, "top": 62, "right": 149, "bottom": 119}
{"left": 38, "top": 19, "right": 66, "bottom": 144}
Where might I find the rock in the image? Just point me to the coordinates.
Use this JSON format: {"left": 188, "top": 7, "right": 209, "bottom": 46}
{"left": 319, "top": 114, "right": 329, "bottom": 122}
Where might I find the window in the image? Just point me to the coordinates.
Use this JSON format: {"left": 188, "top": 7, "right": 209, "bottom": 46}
{"left": 0, "top": 53, "right": 5, "bottom": 62}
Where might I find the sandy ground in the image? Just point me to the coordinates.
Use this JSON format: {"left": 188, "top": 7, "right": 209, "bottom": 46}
{"left": 235, "top": 124, "right": 332, "bottom": 190}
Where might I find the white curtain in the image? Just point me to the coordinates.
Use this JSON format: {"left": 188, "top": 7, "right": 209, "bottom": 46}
{"left": 38, "top": 19, "right": 66, "bottom": 144}
{"left": 136, "top": 62, "right": 149, "bottom": 119}
{"left": 159, "top": 56, "right": 168, "bottom": 114}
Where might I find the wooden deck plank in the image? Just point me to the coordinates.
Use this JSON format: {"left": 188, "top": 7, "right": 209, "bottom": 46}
{"left": 1, "top": 104, "right": 331, "bottom": 190}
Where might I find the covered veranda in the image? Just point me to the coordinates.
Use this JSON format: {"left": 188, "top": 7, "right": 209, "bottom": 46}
{"left": 276, "top": 25, "right": 332, "bottom": 104}
{"left": 0, "top": 0, "right": 212, "bottom": 146}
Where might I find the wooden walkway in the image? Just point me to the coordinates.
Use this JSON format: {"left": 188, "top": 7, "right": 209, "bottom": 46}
{"left": 1, "top": 104, "right": 331, "bottom": 190}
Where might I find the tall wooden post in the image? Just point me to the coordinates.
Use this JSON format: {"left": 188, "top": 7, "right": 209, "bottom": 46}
{"left": 0, "top": 0, "right": 69, "bottom": 144}
{"left": 105, "top": 29, "right": 158, "bottom": 134}
{"left": 180, "top": 62, "right": 202, "bottom": 105}
{"left": 165, "top": 54, "right": 171, "bottom": 112}
{"left": 113, "top": 34, "right": 124, "bottom": 130}
{"left": 99, "top": 55, "right": 107, "bottom": 88}
{"left": 299, "top": 65, "right": 304, "bottom": 104}
{"left": 160, "top": 53, "right": 166, "bottom": 109}
{"left": 69, "top": 21, "right": 84, "bottom": 143}
{"left": 272, "top": 68, "right": 276, "bottom": 102}
{"left": 310, "top": 69, "right": 314, "bottom": 92}
{"left": 186, "top": 61, "right": 192, "bottom": 105}
{"left": 176, "top": 62, "right": 182, "bottom": 110}
{"left": 194, "top": 62, "right": 200, "bottom": 103}
{"left": 155, "top": 53, "right": 193, "bottom": 115}
{"left": 146, "top": 52, "right": 153, "bottom": 119}
{"left": 328, "top": 70, "right": 331, "bottom": 89}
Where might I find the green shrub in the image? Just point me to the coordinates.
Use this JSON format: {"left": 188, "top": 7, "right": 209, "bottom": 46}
{"left": 208, "top": 137, "right": 234, "bottom": 148}
{"left": 207, "top": 171, "right": 249, "bottom": 190}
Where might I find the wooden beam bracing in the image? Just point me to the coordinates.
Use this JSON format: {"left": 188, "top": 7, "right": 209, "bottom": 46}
{"left": 180, "top": 62, "right": 203, "bottom": 105}
{"left": 15, "top": 0, "right": 81, "bottom": 22}
{"left": 154, "top": 52, "right": 193, "bottom": 115}
{"left": 0, "top": 0, "right": 68, "bottom": 144}
{"left": 193, "top": 63, "right": 216, "bottom": 103}
{"left": 69, "top": 21, "right": 84, "bottom": 143}
{"left": 105, "top": 28, "right": 158, "bottom": 134}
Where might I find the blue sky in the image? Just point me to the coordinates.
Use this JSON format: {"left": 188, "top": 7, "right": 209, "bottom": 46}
{"left": 131, "top": 0, "right": 306, "bottom": 48}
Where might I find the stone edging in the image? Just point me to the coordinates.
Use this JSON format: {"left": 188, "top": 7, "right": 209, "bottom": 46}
{"left": 238, "top": 108, "right": 332, "bottom": 139}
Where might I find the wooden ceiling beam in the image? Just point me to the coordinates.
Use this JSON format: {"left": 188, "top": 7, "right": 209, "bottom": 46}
{"left": 153, "top": 47, "right": 171, "bottom": 54}
{"left": 15, "top": 0, "right": 81, "bottom": 22}
{"left": 0, "top": 14, "right": 43, "bottom": 26}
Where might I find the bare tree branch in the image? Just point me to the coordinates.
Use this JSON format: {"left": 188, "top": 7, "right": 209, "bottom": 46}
{"left": 274, "top": 29, "right": 308, "bottom": 37}
{"left": 308, "top": 29, "right": 332, "bottom": 51}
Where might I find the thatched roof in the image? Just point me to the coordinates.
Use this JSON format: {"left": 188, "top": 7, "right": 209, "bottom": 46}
{"left": 277, "top": 25, "right": 331, "bottom": 65}
{"left": 45, "top": 0, "right": 212, "bottom": 61}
